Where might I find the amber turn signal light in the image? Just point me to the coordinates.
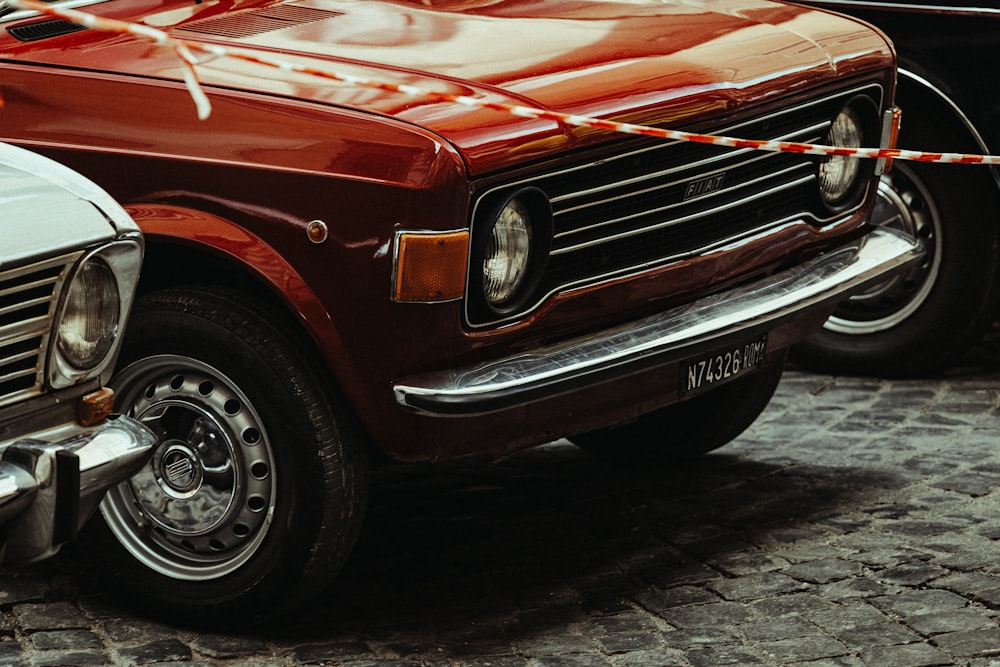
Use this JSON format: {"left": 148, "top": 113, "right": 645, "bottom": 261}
{"left": 78, "top": 387, "right": 115, "bottom": 426}
{"left": 394, "top": 231, "right": 469, "bottom": 302}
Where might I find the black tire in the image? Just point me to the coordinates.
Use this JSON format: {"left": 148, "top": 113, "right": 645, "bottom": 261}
{"left": 792, "top": 101, "right": 1000, "bottom": 377}
{"left": 87, "top": 287, "right": 368, "bottom": 628}
{"left": 570, "top": 350, "right": 786, "bottom": 462}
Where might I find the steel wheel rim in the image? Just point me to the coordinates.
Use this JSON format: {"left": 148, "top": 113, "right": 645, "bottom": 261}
{"left": 101, "top": 355, "right": 277, "bottom": 581}
{"left": 825, "top": 162, "right": 942, "bottom": 335}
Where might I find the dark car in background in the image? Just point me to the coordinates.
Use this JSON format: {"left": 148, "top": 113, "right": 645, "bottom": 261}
{"left": 793, "top": 0, "right": 1000, "bottom": 376}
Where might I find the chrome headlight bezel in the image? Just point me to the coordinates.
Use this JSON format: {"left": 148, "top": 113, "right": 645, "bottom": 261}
{"left": 818, "top": 97, "right": 879, "bottom": 211}
{"left": 49, "top": 238, "right": 143, "bottom": 389}
{"left": 469, "top": 187, "right": 552, "bottom": 320}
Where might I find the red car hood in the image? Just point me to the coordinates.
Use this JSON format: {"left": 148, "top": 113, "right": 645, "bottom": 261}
{"left": 3, "top": 0, "right": 892, "bottom": 173}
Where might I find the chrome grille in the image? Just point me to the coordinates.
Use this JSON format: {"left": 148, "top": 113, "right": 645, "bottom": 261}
{"left": 0, "top": 253, "right": 77, "bottom": 407}
{"left": 467, "top": 83, "right": 883, "bottom": 327}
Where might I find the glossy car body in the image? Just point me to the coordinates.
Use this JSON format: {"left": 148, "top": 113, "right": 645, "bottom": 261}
{"left": 0, "top": 0, "right": 919, "bottom": 625}
{"left": 793, "top": 0, "right": 1000, "bottom": 375}
{"left": 0, "top": 143, "right": 155, "bottom": 564}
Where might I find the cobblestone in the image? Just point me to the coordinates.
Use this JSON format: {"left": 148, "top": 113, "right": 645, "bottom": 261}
{"left": 8, "top": 338, "right": 1000, "bottom": 664}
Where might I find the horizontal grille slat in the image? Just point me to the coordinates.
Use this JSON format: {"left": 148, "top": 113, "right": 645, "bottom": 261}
{"left": 0, "top": 254, "right": 78, "bottom": 406}
{"left": 0, "top": 365, "right": 40, "bottom": 386}
{"left": 466, "top": 83, "right": 883, "bottom": 327}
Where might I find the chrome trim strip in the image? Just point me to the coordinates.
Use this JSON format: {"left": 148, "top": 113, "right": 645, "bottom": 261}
{"left": 0, "top": 275, "right": 60, "bottom": 301}
{"left": 396, "top": 228, "right": 923, "bottom": 416}
{"left": 803, "top": 1, "right": 1000, "bottom": 16}
{"left": 0, "top": 296, "right": 51, "bottom": 317}
{"left": 0, "top": 315, "right": 48, "bottom": 340}
{"left": 0, "top": 367, "right": 37, "bottom": 384}
{"left": 0, "top": 349, "right": 37, "bottom": 367}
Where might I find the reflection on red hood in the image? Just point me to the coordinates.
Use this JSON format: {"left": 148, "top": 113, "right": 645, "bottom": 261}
{"left": 0, "top": 0, "right": 892, "bottom": 172}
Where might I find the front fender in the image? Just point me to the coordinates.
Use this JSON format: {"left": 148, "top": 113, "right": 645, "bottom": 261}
{"left": 123, "top": 203, "right": 361, "bottom": 399}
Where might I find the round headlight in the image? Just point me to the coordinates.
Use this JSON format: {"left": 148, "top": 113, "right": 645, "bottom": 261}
{"left": 57, "top": 257, "right": 121, "bottom": 370}
{"left": 483, "top": 197, "right": 533, "bottom": 306}
{"left": 819, "top": 106, "right": 864, "bottom": 206}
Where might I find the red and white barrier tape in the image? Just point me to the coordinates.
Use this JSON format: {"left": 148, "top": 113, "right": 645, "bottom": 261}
{"left": 8, "top": 0, "right": 1000, "bottom": 166}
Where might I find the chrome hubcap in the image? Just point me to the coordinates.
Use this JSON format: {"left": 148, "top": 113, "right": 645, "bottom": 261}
{"left": 101, "top": 355, "right": 276, "bottom": 581}
{"left": 157, "top": 441, "right": 203, "bottom": 497}
{"left": 825, "top": 163, "right": 942, "bottom": 335}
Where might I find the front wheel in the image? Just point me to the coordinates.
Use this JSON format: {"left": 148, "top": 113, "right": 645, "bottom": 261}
{"left": 570, "top": 351, "right": 786, "bottom": 462}
{"left": 793, "top": 103, "right": 1000, "bottom": 377}
{"left": 89, "top": 288, "right": 368, "bottom": 628}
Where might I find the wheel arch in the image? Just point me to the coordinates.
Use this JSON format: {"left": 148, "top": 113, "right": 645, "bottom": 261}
{"left": 123, "top": 203, "right": 368, "bottom": 428}
{"left": 896, "top": 66, "right": 1000, "bottom": 314}
{"left": 896, "top": 66, "right": 1000, "bottom": 194}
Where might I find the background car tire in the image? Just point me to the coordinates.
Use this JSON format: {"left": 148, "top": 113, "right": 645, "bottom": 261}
{"left": 792, "top": 97, "right": 1000, "bottom": 377}
{"left": 87, "top": 287, "right": 368, "bottom": 628}
{"left": 570, "top": 350, "right": 786, "bottom": 462}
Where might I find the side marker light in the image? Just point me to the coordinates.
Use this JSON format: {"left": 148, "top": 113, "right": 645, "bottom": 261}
{"left": 78, "top": 387, "right": 115, "bottom": 426}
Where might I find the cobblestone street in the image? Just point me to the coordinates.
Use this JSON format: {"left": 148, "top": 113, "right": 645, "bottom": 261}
{"left": 6, "top": 338, "right": 1000, "bottom": 666}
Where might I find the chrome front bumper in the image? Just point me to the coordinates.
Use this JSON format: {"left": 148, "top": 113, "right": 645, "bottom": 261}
{"left": 393, "top": 228, "right": 923, "bottom": 416}
{"left": 0, "top": 414, "right": 156, "bottom": 563}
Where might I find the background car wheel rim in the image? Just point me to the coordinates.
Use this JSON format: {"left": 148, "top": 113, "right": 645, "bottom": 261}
{"left": 824, "top": 163, "right": 942, "bottom": 335}
{"left": 101, "top": 355, "right": 277, "bottom": 581}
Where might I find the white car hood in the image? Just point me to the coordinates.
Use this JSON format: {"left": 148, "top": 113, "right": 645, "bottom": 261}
{"left": 0, "top": 143, "right": 135, "bottom": 266}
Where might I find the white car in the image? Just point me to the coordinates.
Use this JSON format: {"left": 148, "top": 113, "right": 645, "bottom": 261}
{"left": 0, "top": 143, "right": 156, "bottom": 564}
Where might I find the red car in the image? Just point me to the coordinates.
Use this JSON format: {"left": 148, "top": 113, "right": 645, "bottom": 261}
{"left": 0, "top": 0, "right": 918, "bottom": 625}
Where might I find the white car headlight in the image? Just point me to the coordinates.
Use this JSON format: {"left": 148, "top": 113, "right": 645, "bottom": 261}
{"left": 49, "top": 239, "right": 142, "bottom": 389}
{"left": 819, "top": 106, "right": 865, "bottom": 206}
{"left": 472, "top": 187, "right": 552, "bottom": 321}
{"left": 56, "top": 256, "right": 121, "bottom": 370}
{"left": 483, "top": 198, "right": 533, "bottom": 306}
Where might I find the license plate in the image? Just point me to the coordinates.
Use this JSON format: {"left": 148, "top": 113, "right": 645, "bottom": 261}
{"left": 683, "top": 334, "right": 768, "bottom": 395}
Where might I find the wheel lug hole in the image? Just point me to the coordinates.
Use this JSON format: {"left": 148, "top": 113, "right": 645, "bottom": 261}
{"left": 247, "top": 495, "right": 266, "bottom": 512}
{"left": 243, "top": 427, "right": 261, "bottom": 445}
{"left": 225, "top": 399, "right": 242, "bottom": 415}
{"left": 250, "top": 461, "right": 269, "bottom": 480}
{"left": 169, "top": 375, "right": 184, "bottom": 391}
{"left": 198, "top": 380, "right": 214, "bottom": 396}
{"left": 209, "top": 539, "right": 225, "bottom": 551}
{"left": 233, "top": 523, "right": 250, "bottom": 537}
